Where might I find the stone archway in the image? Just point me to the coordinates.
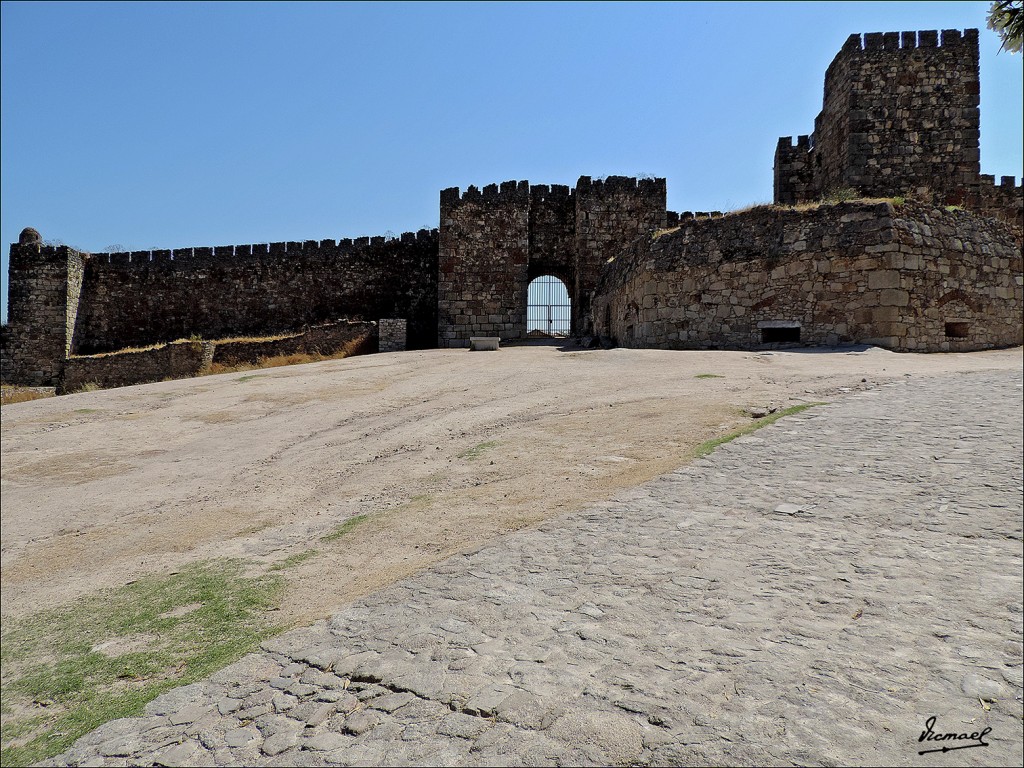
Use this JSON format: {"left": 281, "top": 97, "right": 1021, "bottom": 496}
{"left": 526, "top": 275, "right": 572, "bottom": 339}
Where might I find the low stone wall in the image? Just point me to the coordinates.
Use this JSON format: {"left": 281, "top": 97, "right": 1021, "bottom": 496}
{"left": 60, "top": 341, "right": 213, "bottom": 394}
{"left": 60, "top": 320, "right": 377, "bottom": 394}
{"left": 211, "top": 321, "right": 376, "bottom": 367}
{"left": 592, "top": 201, "right": 1022, "bottom": 353}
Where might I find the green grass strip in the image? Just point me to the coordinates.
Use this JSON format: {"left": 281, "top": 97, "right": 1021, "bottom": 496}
{"left": 692, "top": 403, "right": 826, "bottom": 458}
{"left": 457, "top": 440, "right": 498, "bottom": 460}
{"left": 0, "top": 560, "right": 283, "bottom": 767}
{"left": 269, "top": 549, "right": 319, "bottom": 571}
{"left": 320, "top": 514, "right": 369, "bottom": 542}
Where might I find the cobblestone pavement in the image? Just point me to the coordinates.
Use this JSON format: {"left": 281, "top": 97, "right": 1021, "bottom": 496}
{"left": 49, "top": 370, "right": 1024, "bottom": 767}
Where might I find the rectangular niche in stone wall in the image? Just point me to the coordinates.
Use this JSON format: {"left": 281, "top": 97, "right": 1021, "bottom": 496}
{"left": 758, "top": 320, "right": 801, "bottom": 344}
{"left": 945, "top": 322, "right": 970, "bottom": 339}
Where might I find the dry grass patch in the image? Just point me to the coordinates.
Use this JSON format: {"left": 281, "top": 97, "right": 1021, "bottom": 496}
{"left": 0, "top": 387, "right": 55, "bottom": 407}
{"left": 725, "top": 202, "right": 774, "bottom": 215}
{"left": 205, "top": 335, "right": 375, "bottom": 377}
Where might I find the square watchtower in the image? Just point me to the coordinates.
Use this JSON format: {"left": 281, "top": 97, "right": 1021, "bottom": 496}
{"left": 776, "top": 29, "right": 982, "bottom": 203}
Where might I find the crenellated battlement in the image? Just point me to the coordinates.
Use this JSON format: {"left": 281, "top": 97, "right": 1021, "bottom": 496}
{"left": 837, "top": 28, "right": 978, "bottom": 54}
{"left": 576, "top": 175, "right": 665, "bottom": 199}
{"left": 441, "top": 180, "right": 530, "bottom": 207}
{"left": 777, "top": 135, "right": 812, "bottom": 152}
{"left": 2, "top": 224, "right": 441, "bottom": 379}
{"left": 987, "top": 174, "right": 1022, "bottom": 190}
{"left": 530, "top": 183, "right": 574, "bottom": 203}
{"left": 92, "top": 229, "right": 439, "bottom": 268}
{"left": 950, "top": 175, "right": 1024, "bottom": 230}
{"left": 663, "top": 211, "right": 728, "bottom": 229}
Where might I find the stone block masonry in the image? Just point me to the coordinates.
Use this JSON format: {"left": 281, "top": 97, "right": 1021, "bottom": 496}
{"left": 377, "top": 318, "right": 406, "bottom": 353}
{"left": 3, "top": 228, "right": 85, "bottom": 386}
{"left": 592, "top": 201, "right": 1022, "bottom": 353}
{"left": 209, "top": 321, "right": 377, "bottom": 368}
{"left": 574, "top": 176, "right": 666, "bottom": 333}
{"left": 60, "top": 339, "right": 213, "bottom": 394}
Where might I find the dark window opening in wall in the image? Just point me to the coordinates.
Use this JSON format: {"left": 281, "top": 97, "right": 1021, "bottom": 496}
{"left": 527, "top": 275, "right": 571, "bottom": 338}
{"left": 761, "top": 326, "right": 801, "bottom": 343}
{"left": 945, "top": 322, "right": 970, "bottom": 338}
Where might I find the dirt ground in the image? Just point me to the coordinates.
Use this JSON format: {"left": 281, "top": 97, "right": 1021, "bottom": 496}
{"left": 2, "top": 343, "right": 1021, "bottom": 630}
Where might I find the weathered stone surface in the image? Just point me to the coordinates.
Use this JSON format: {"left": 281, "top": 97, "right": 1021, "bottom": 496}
{"left": 149, "top": 740, "right": 209, "bottom": 767}
{"left": 261, "top": 730, "right": 299, "bottom": 757}
{"left": 289, "top": 701, "right": 334, "bottom": 726}
{"left": 223, "top": 727, "right": 260, "bottom": 749}
{"left": 436, "top": 712, "right": 490, "bottom": 740}
{"left": 378, "top": 318, "right": 407, "bottom": 353}
{"left": 593, "top": 201, "right": 1021, "bottom": 353}
{"left": 341, "top": 709, "right": 380, "bottom": 736}
{"left": 166, "top": 705, "right": 211, "bottom": 726}
{"left": 302, "top": 732, "right": 349, "bottom": 752}
{"left": 366, "top": 692, "right": 414, "bottom": 713}
{"left": 216, "top": 697, "right": 241, "bottom": 715}
{"left": 961, "top": 673, "right": 1004, "bottom": 702}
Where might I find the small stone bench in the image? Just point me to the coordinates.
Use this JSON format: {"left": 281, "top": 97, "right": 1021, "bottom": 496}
{"left": 469, "top": 337, "right": 500, "bottom": 351}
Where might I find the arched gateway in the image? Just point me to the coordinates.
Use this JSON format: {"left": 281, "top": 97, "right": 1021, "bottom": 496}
{"left": 437, "top": 177, "right": 667, "bottom": 347}
{"left": 526, "top": 275, "right": 571, "bottom": 339}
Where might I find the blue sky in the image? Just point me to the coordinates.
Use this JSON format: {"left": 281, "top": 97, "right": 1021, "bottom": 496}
{"left": 2, "top": 1, "right": 1022, "bottom": 322}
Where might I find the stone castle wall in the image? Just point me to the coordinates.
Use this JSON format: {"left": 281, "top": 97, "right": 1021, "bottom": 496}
{"left": 75, "top": 230, "right": 437, "bottom": 354}
{"left": 377, "top": 318, "right": 407, "bottom": 353}
{"left": 209, "top": 320, "right": 377, "bottom": 368}
{"left": 527, "top": 184, "right": 576, "bottom": 283}
{"left": 3, "top": 230, "right": 437, "bottom": 386}
{"left": 592, "top": 201, "right": 1022, "bottom": 352}
{"left": 775, "top": 28, "right": 1023, "bottom": 230}
{"left": 59, "top": 339, "right": 213, "bottom": 394}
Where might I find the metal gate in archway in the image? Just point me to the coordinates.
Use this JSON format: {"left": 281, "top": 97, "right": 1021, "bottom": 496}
{"left": 527, "top": 275, "right": 571, "bottom": 338}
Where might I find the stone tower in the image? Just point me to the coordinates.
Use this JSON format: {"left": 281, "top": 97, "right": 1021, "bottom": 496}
{"left": 2, "top": 229, "right": 87, "bottom": 386}
{"left": 775, "top": 28, "right": 1021, "bottom": 228}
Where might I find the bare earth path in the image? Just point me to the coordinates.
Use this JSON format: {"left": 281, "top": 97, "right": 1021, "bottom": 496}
{"left": 2, "top": 345, "right": 1021, "bottom": 630}
{"left": 36, "top": 365, "right": 1023, "bottom": 766}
